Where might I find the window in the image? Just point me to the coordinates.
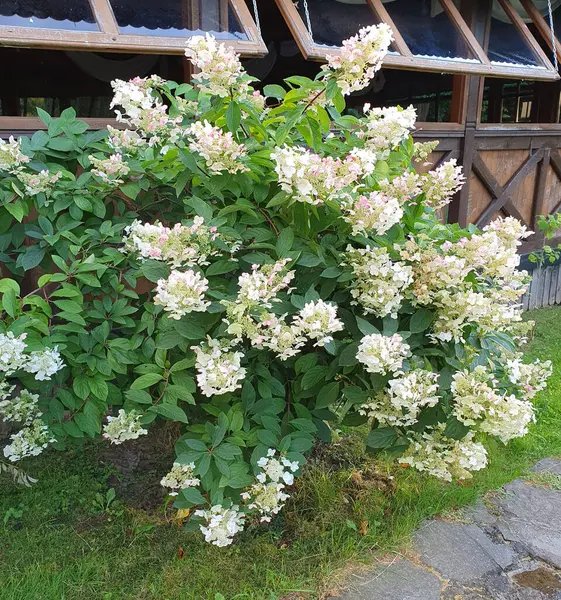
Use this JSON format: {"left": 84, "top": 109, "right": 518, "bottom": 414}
{"left": 275, "top": 0, "right": 559, "bottom": 80}
{"left": 0, "top": 0, "right": 266, "bottom": 56}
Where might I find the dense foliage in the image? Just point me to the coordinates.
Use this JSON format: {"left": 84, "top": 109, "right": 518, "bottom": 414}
{"left": 0, "top": 26, "right": 551, "bottom": 546}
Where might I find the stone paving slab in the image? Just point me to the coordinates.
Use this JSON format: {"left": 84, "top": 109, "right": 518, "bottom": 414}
{"left": 414, "top": 521, "right": 515, "bottom": 581}
{"left": 333, "top": 459, "right": 561, "bottom": 600}
{"left": 335, "top": 557, "right": 442, "bottom": 600}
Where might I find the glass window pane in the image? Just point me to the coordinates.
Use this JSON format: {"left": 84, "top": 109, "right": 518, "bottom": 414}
{"left": 296, "top": 0, "right": 380, "bottom": 48}
{"left": 382, "top": 0, "right": 476, "bottom": 62}
{"left": 0, "top": 0, "right": 98, "bottom": 30}
{"left": 488, "top": 17, "right": 539, "bottom": 67}
{"left": 110, "top": 0, "right": 247, "bottom": 40}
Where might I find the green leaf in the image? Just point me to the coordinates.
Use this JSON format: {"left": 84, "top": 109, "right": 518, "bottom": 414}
{"left": 121, "top": 183, "right": 141, "bottom": 200}
{"left": 356, "top": 317, "right": 380, "bottom": 336}
{"left": 339, "top": 342, "right": 360, "bottom": 367}
{"left": 73, "top": 375, "right": 90, "bottom": 400}
{"left": 443, "top": 416, "right": 470, "bottom": 440}
{"left": 156, "top": 330, "right": 184, "bottom": 349}
{"left": 226, "top": 101, "right": 242, "bottom": 133}
{"left": 276, "top": 227, "right": 294, "bottom": 258}
{"left": 315, "top": 382, "right": 339, "bottom": 409}
{"left": 131, "top": 373, "right": 163, "bottom": 390}
{"left": 382, "top": 316, "right": 399, "bottom": 336}
{"left": 5, "top": 198, "right": 27, "bottom": 222}
{"left": 89, "top": 377, "right": 108, "bottom": 401}
{"left": 53, "top": 299, "right": 82, "bottom": 314}
{"left": 177, "top": 486, "right": 206, "bottom": 507}
{"left": 366, "top": 427, "right": 398, "bottom": 449}
{"left": 206, "top": 260, "right": 238, "bottom": 276}
{"left": 20, "top": 245, "right": 45, "bottom": 271}
{"left": 174, "top": 319, "right": 205, "bottom": 340}
{"left": 0, "top": 279, "right": 20, "bottom": 295}
{"left": 342, "top": 386, "right": 369, "bottom": 404}
{"left": 185, "top": 196, "right": 213, "bottom": 221}
{"left": 301, "top": 365, "right": 328, "bottom": 390}
{"left": 321, "top": 267, "right": 342, "bottom": 278}
{"left": 410, "top": 309, "right": 435, "bottom": 334}
{"left": 140, "top": 260, "right": 169, "bottom": 283}
{"left": 149, "top": 403, "right": 189, "bottom": 423}
{"left": 2, "top": 289, "right": 17, "bottom": 318}
{"left": 263, "top": 84, "right": 286, "bottom": 99}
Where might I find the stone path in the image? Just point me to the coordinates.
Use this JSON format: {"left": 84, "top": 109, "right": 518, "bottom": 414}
{"left": 332, "top": 459, "right": 561, "bottom": 600}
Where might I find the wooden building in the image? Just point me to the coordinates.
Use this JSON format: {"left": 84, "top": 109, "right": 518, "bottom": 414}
{"left": 2, "top": 0, "right": 561, "bottom": 251}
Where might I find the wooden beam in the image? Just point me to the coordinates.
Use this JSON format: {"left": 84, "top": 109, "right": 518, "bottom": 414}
{"left": 495, "top": 0, "right": 558, "bottom": 76}
{"left": 439, "top": 0, "right": 490, "bottom": 65}
{"left": 475, "top": 148, "right": 544, "bottom": 226}
{"left": 89, "top": 0, "right": 119, "bottom": 35}
{"left": 519, "top": 0, "right": 561, "bottom": 66}
{"left": 532, "top": 148, "right": 551, "bottom": 245}
{"left": 367, "top": 0, "right": 413, "bottom": 56}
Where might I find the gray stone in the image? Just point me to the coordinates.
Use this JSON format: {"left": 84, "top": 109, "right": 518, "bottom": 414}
{"left": 463, "top": 499, "right": 499, "bottom": 527}
{"left": 532, "top": 458, "right": 561, "bottom": 476}
{"left": 335, "top": 558, "right": 441, "bottom": 600}
{"left": 494, "top": 479, "right": 561, "bottom": 568}
{"left": 413, "top": 521, "right": 516, "bottom": 582}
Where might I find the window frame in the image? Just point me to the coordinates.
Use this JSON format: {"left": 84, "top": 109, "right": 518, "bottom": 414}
{"left": 274, "top": 0, "right": 559, "bottom": 81}
{"left": 0, "top": 0, "right": 267, "bottom": 56}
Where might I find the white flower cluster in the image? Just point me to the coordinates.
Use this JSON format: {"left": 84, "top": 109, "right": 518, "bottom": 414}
{"left": 356, "top": 333, "right": 411, "bottom": 375}
{"left": 452, "top": 366, "right": 535, "bottom": 444}
{"left": 346, "top": 246, "right": 413, "bottom": 318}
{"left": 89, "top": 153, "right": 130, "bottom": 185}
{"left": 341, "top": 191, "right": 403, "bottom": 236}
{"left": 323, "top": 24, "right": 393, "bottom": 95}
{"left": 292, "top": 300, "right": 344, "bottom": 347}
{"left": 192, "top": 338, "right": 246, "bottom": 397}
{"left": 360, "top": 105, "right": 417, "bottom": 152}
{"left": 106, "top": 126, "right": 146, "bottom": 154}
{"left": 248, "top": 313, "right": 306, "bottom": 360}
{"left": 0, "top": 333, "right": 64, "bottom": 380}
{"left": 360, "top": 369, "right": 440, "bottom": 426}
{"left": 503, "top": 353, "right": 552, "bottom": 400}
{"left": 400, "top": 425, "right": 488, "bottom": 481}
{"left": 379, "top": 172, "right": 421, "bottom": 203}
{"left": 185, "top": 34, "right": 246, "bottom": 97}
{"left": 225, "top": 265, "right": 344, "bottom": 362}
{"left": 454, "top": 217, "right": 531, "bottom": 281}
{"left": 420, "top": 159, "right": 466, "bottom": 209}
{"left": 26, "top": 347, "right": 65, "bottom": 381}
{"left": 242, "top": 449, "right": 299, "bottom": 523}
{"left": 110, "top": 75, "right": 181, "bottom": 141}
{"left": 102, "top": 409, "right": 148, "bottom": 445}
{"left": 3, "top": 418, "right": 56, "bottom": 462}
{"left": 235, "top": 260, "right": 295, "bottom": 311}
{"left": 123, "top": 217, "right": 219, "bottom": 268}
{"left": 15, "top": 169, "right": 62, "bottom": 199}
{"left": 400, "top": 239, "right": 472, "bottom": 305}
{"left": 272, "top": 146, "right": 358, "bottom": 205}
{"left": 413, "top": 140, "right": 439, "bottom": 162}
{"left": 187, "top": 120, "right": 248, "bottom": 174}
{"left": 0, "top": 136, "right": 30, "bottom": 172}
{"left": 0, "top": 332, "right": 27, "bottom": 375}
{"left": 0, "top": 388, "right": 38, "bottom": 426}
{"left": 0, "top": 334, "right": 63, "bottom": 462}
{"left": 154, "top": 269, "right": 210, "bottom": 320}
{"left": 160, "top": 462, "right": 200, "bottom": 496}
{"left": 194, "top": 504, "right": 246, "bottom": 547}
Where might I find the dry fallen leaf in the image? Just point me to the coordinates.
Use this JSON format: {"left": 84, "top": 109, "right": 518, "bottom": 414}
{"left": 358, "top": 520, "right": 369, "bottom": 536}
{"left": 177, "top": 546, "right": 185, "bottom": 559}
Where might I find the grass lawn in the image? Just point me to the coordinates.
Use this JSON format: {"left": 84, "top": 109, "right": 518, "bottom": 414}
{"left": 1, "top": 306, "right": 561, "bottom": 600}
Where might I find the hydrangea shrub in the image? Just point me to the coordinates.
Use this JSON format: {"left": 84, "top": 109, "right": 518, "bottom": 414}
{"left": 0, "top": 26, "right": 552, "bottom": 546}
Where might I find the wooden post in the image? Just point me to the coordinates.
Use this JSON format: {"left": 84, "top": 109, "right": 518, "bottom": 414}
{"left": 449, "top": 0, "right": 492, "bottom": 227}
